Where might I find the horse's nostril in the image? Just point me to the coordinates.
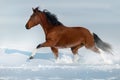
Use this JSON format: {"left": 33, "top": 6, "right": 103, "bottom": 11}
{"left": 25, "top": 26, "right": 28, "bottom": 29}
{"left": 26, "top": 27, "right": 29, "bottom": 29}
{"left": 25, "top": 24, "right": 29, "bottom": 29}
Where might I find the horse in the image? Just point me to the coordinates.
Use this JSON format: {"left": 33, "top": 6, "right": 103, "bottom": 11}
{"left": 25, "top": 7, "right": 112, "bottom": 63}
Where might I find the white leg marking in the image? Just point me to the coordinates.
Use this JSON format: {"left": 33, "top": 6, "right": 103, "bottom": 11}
{"left": 55, "top": 57, "right": 60, "bottom": 63}
{"left": 31, "top": 49, "right": 38, "bottom": 57}
{"left": 100, "top": 52, "right": 113, "bottom": 64}
{"left": 73, "top": 54, "right": 80, "bottom": 63}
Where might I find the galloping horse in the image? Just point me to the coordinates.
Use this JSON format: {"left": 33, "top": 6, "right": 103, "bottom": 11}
{"left": 25, "top": 7, "right": 112, "bottom": 63}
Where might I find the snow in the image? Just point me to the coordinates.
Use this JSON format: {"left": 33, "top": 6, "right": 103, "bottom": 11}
{"left": 0, "top": 48, "right": 120, "bottom": 80}
{"left": 0, "top": 0, "right": 120, "bottom": 80}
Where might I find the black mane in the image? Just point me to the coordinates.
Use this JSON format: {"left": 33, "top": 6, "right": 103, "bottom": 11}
{"left": 43, "top": 9, "right": 63, "bottom": 26}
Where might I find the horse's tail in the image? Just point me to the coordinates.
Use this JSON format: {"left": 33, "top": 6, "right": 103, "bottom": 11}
{"left": 93, "top": 33, "right": 113, "bottom": 55}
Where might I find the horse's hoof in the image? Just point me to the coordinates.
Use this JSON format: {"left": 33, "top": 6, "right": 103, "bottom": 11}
{"left": 73, "top": 54, "right": 80, "bottom": 63}
{"left": 29, "top": 56, "right": 34, "bottom": 59}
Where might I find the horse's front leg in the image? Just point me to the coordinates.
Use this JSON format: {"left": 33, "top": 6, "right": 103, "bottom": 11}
{"left": 29, "top": 40, "right": 57, "bottom": 59}
{"left": 51, "top": 47, "right": 58, "bottom": 59}
{"left": 29, "top": 43, "right": 45, "bottom": 59}
{"left": 29, "top": 48, "right": 38, "bottom": 59}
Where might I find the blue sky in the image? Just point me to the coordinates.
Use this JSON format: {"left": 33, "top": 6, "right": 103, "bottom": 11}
{"left": 0, "top": 0, "right": 120, "bottom": 51}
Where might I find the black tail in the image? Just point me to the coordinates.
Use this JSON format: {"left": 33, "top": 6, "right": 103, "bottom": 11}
{"left": 93, "top": 33, "right": 113, "bottom": 54}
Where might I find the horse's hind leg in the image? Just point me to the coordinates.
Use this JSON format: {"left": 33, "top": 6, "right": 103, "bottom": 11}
{"left": 90, "top": 46, "right": 100, "bottom": 53}
{"left": 90, "top": 46, "right": 112, "bottom": 64}
{"left": 89, "top": 46, "right": 106, "bottom": 62}
{"left": 71, "top": 45, "right": 83, "bottom": 62}
{"left": 51, "top": 47, "right": 58, "bottom": 59}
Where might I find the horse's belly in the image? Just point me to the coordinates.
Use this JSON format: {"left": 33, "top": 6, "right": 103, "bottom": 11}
{"left": 55, "top": 39, "right": 81, "bottom": 48}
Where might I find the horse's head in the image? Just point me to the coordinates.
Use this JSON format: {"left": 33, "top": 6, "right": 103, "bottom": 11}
{"left": 25, "top": 7, "right": 43, "bottom": 29}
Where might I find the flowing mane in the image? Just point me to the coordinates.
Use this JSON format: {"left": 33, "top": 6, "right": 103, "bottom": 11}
{"left": 43, "top": 9, "right": 63, "bottom": 26}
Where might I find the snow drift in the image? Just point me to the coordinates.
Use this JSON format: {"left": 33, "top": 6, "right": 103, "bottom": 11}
{"left": 0, "top": 48, "right": 120, "bottom": 80}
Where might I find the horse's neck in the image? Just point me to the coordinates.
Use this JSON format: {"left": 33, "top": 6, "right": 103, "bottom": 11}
{"left": 39, "top": 19, "right": 52, "bottom": 36}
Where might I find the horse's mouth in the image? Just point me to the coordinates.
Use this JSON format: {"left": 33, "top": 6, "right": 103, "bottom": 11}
{"left": 25, "top": 25, "right": 31, "bottom": 29}
{"left": 26, "top": 27, "right": 31, "bottom": 29}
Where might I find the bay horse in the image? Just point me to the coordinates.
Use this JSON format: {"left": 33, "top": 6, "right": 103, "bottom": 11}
{"left": 25, "top": 7, "right": 112, "bottom": 63}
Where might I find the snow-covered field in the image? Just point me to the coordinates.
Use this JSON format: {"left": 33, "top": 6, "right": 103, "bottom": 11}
{"left": 0, "top": 48, "right": 120, "bottom": 80}
{"left": 0, "top": 0, "right": 120, "bottom": 80}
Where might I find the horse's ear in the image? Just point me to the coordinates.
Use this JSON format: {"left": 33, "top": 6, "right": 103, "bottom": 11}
{"left": 35, "top": 7, "right": 39, "bottom": 11}
{"left": 32, "top": 7, "right": 39, "bottom": 13}
{"left": 32, "top": 8, "right": 36, "bottom": 13}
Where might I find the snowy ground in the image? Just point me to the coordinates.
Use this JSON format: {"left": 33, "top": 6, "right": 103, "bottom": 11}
{"left": 0, "top": 48, "right": 120, "bottom": 80}
{"left": 0, "top": 0, "right": 120, "bottom": 80}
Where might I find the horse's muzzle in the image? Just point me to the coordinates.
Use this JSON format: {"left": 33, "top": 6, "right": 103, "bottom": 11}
{"left": 25, "top": 24, "right": 30, "bottom": 29}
